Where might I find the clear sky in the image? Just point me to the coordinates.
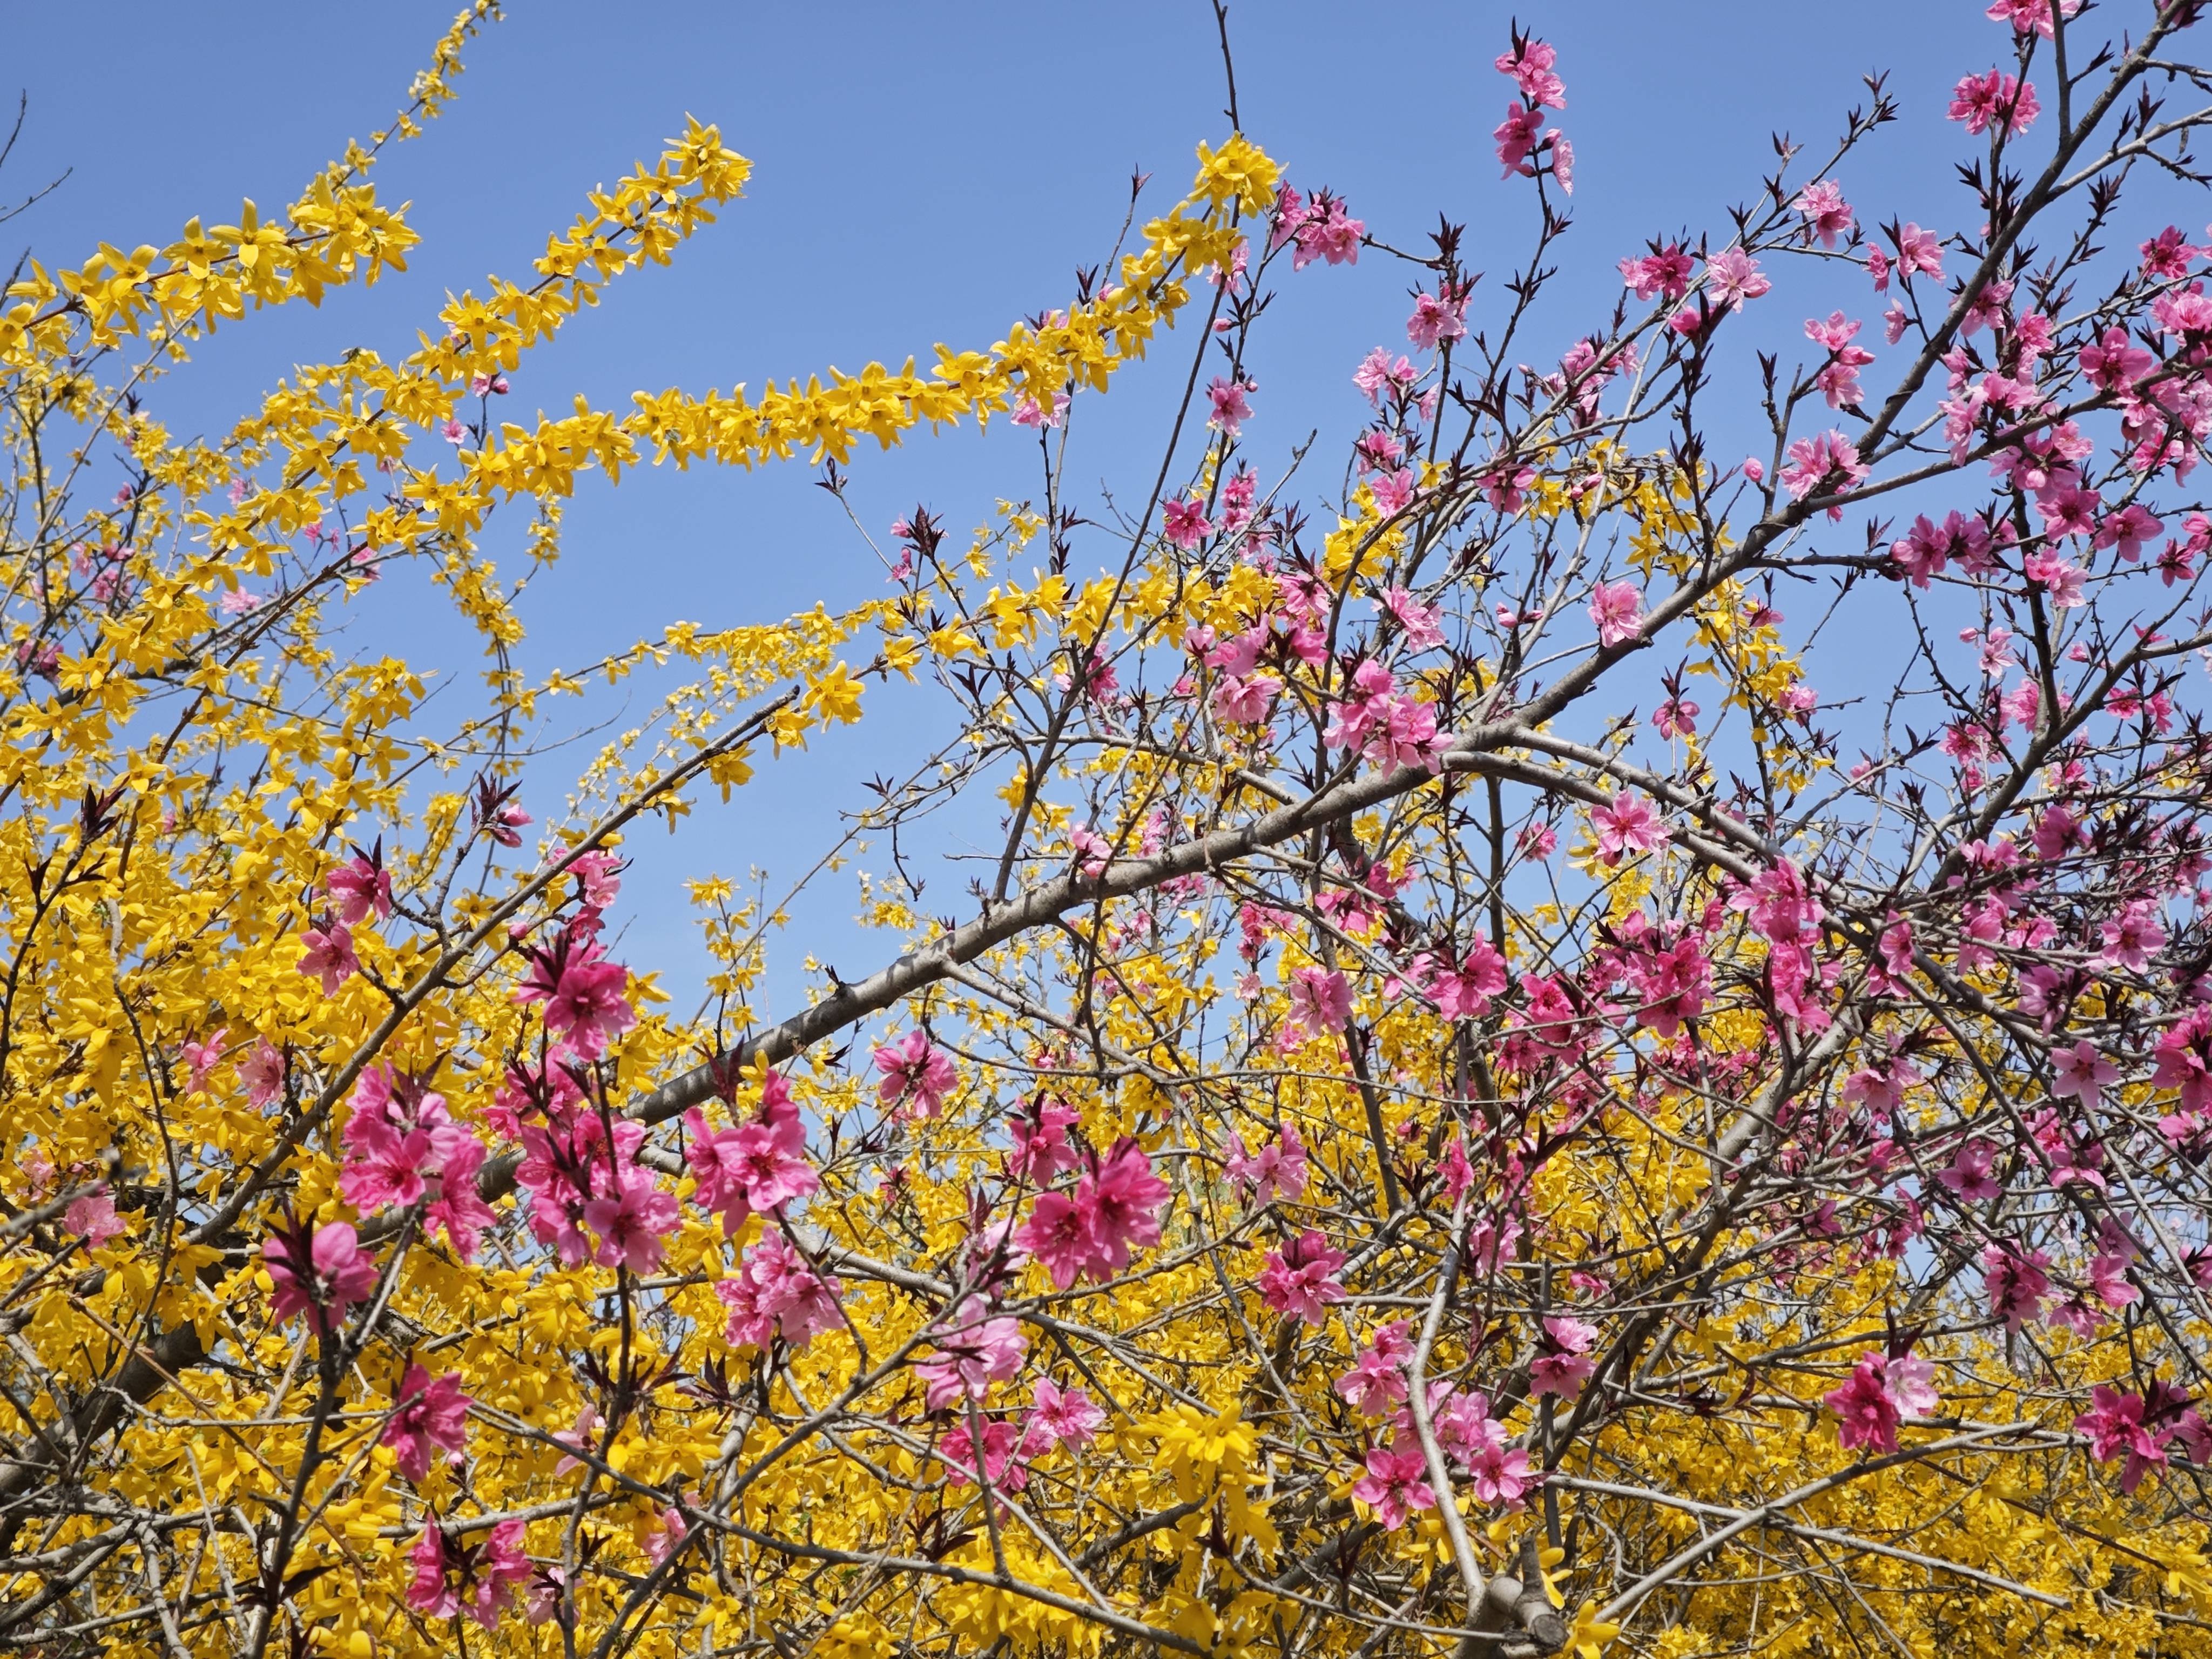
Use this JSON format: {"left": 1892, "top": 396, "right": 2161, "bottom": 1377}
{"left": 1, "top": 0, "right": 2018, "bottom": 1017}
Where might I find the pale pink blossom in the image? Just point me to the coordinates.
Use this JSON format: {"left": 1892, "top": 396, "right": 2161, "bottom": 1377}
{"left": 1588, "top": 580, "right": 1642, "bottom": 648}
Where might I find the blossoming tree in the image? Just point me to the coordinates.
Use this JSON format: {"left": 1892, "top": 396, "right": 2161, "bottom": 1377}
{"left": 9, "top": 2, "right": 2212, "bottom": 1656}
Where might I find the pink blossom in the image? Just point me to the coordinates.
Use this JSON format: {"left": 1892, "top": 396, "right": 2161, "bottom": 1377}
{"left": 2094, "top": 503, "right": 2163, "bottom": 562}
{"left": 915, "top": 1298, "right": 1027, "bottom": 1408}
{"left": 1069, "top": 826, "right": 1111, "bottom": 879}
{"left": 1530, "top": 1315, "right": 1600, "bottom": 1400}
{"left": 1259, "top": 1230, "right": 1348, "bottom": 1325}
{"left": 1620, "top": 244, "right": 1695, "bottom": 302}
{"left": 1778, "top": 430, "right": 1869, "bottom": 505}
{"left": 1843, "top": 1061, "right": 1917, "bottom": 1118}
{"left": 1335, "top": 1325, "right": 1413, "bottom": 1417}
{"left": 873, "top": 1029, "right": 958, "bottom": 1121}
{"left": 1794, "top": 180, "right": 1854, "bottom": 248}
{"left": 1986, "top": 0, "right": 2082, "bottom": 39}
{"left": 514, "top": 929, "right": 636, "bottom": 1060}
{"left": 569, "top": 848, "right": 624, "bottom": 911}
{"left": 1012, "top": 1139, "right": 1170, "bottom": 1287}
{"left": 1590, "top": 792, "right": 1667, "bottom": 866}
{"left": 1494, "top": 105, "right": 1548, "bottom": 178}
{"left": 1024, "top": 1376, "right": 1105, "bottom": 1451}
{"left": 1289, "top": 193, "right": 1364, "bottom": 268}
{"left": 1224, "top": 1124, "right": 1310, "bottom": 1203}
{"left": 1588, "top": 579, "right": 1643, "bottom": 648}
{"left": 2075, "top": 1385, "right": 2182, "bottom": 1493}
{"left": 1825, "top": 1352, "right": 1937, "bottom": 1453}
{"left": 1212, "top": 672, "right": 1276, "bottom": 726}
{"left": 326, "top": 852, "right": 392, "bottom": 924}
{"left": 1824, "top": 1355, "right": 1901, "bottom": 1452}
{"left": 1949, "top": 70, "right": 2040, "bottom": 136}
{"left": 1653, "top": 696, "right": 1700, "bottom": 738}
{"left": 408, "top": 1519, "right": 531, "bottom": 1629}
{"left": 65, "top": 1190, "right": 125, "bottom": 1246}
{"left": 1937, "top": 1139, "right": 2002, "bottom": 1203}
{"left": 1893, "top": 223, "right": 1945, "bottom": 282}
{"left": 2154, "top": 1007, "right": 2212, "bottom": 1114}
{"left": 1288, "top": 966, "right": 1354, "bottom": 1034}
{"left": 1009, "top": 1096, "right": 1083, "bottom": 1184}
{"left": 1433, "top": 1388, "right": 1533, "bottom": 1505}
{"left": 1981, "top": 1242, "right": 2050, "bottom": 1331}
{"left": 1380, "top": 586, "right": 1446, "bottom": 650}
{"left": 1207, "top": 376, "right": 1255, "bottom": 437}
{"left": 407, "top": 1525, "right": 460, "bottom": 1621}
{"left": 1353, "top": 348, "right": 1419, "bottom": 406}
{"left": 1351, "top": 1445, "right": 1437, "bottom": 1530}
{"left": 1369, "top": 468, "right": 1417, "bottom": 516}
{"left": 941, "top": 1418, "right": 1028, "bottom": 1491}
{"left": 1703, "top": 248, "right": 1771, "bottom": 312}
{"left": 2099, "top": 900, "right": 2167, "bottom": 972}
{"left": 2081, "top": 326, "right": 2155, "bottom": 390}
{"left": 718, "top": 1229, "right": 844, "bottom": 1350}
{"left": 1805, "top": 311, "right": 1876, "bottom": 409}
{"left": 180, "top": 1029, "right": 226, "bottom": 1092}
{"left": 1406, "top": 290, "right": 1468, "bottom": 351}
{"left": 1011, "top": 389, "right": 1068, "bottom": 428}
{"left": 1495, "top": 35, "right": 1565, "bottom": 107}
{"left": 1432, "top": 942, "right": 1508, "bottom": 1020}
{"left": 1162, "top": 497, "right": 1212, "bottom": 549}
{"left": 2142, "top": 225, "right": 2199, "bottom": 281}
{"left": 384, "top": 1364, "right": 472, "bottom": 1481}
{"left": 264, "top": 1219, "right": 378, "bottom": 1331}
{"left": 240, "top": 1038, "right": 286, "bottom": 1109}
{"left": 686, "top": 1073, "right": 811, "bottom": 1233}
{"left": 582, "top": 1171, "right": 680, "bottom": 1273}
{"left": 297, "top": 919, "right": 359, "bottom": 995}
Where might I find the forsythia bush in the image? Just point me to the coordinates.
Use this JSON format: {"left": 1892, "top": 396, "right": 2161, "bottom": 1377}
{"left": 7, "top": 3, "right": 2212, "bottom": 1656}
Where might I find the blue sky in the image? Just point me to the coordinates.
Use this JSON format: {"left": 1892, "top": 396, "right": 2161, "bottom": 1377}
{"left": 4, "top": 1, "right": 2021, "bottom": 1016}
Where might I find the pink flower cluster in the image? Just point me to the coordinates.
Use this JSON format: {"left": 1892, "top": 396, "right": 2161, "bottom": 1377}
{"left": 1224, "top": 1124, "right": 1310, "bottom": 1203}
{"left": 873, "top": 1029, "right": 957, "bottom": 1121}
{"left": 1824, "top": 1351, "right": 1939, "bottom": 1453}
{"left": 1323, "top": 659, "right": 1447, "bottom": 770}
{"left": 1492, "top": 36, "right": 1571, "bottom": 192}
{"left": 688, "top": 1068, "right": 818, "bottom": 1233}
{"left": 1011, "top": 1138, "right": 1171, "bottom": 1287}
{"left": 1270, "top": 185, "right": 1364, "bottom": 270}
{"left": 514, "top": 924, "right": 637, "bottom": 1061}
{"left": 2076, "top": 1382, "right": 2210, "bottom": 1493}
{"left": 384, "top": 1363, "right": 471, "bottom": 1480}
{"left": 339, "top": 1064, "right": 495, "bottom": 1259}
{"left": 509, "top": 1063, "right": 679, "bottom": 1274}
{"left": 264, "top": 1217, "right": 379, "bottom": 1333}
{"left": 716, "top": 1228, "right": 843, "bottom": 1351}
{"left": 1259, "top": 1230, "right": 1347, "bottom": 1324}
{"left": 408, "top": 1518, "right": 530, "bottom": 1628}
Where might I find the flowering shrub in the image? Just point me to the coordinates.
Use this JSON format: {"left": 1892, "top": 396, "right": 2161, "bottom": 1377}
{"left": 9, "top": 3, "right": 2212, "bottom": 1657}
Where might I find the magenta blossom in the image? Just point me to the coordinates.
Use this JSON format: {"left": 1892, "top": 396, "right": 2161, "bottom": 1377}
{"left": 384, "top": 1364, "right": 472, "bottom": 1481}
{"left": 1162, "top": 496, "right": 1211, "bottom": 549}
{"left": 873, "top": 1029, "right": 957, "bottom": 1121}
{"left": 514, "top": 928, "right": 637, "bottom": 1060}
{"left": 1590, "top": 792, "right": 1667, "bottom": 865}
{"left": 296, "top": 919, "right": 359, "bottom": 996}
{"left": 1351, "top": 1445, "right": 1437, "bottom": 1530}
{"left": 264, "top": 1219, "right": 378, "bottom": 1331}
{"left": 1258, "top": 1230, "right": 1348, "bottom": 1325}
